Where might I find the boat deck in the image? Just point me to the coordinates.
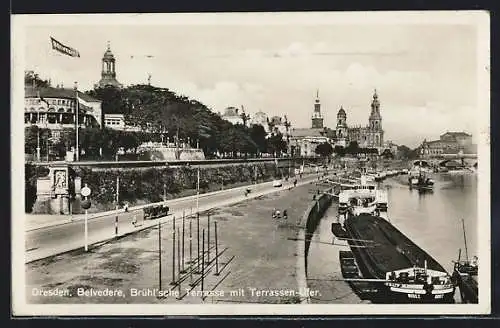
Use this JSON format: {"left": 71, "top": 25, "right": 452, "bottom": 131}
{"left": 344, "top": 214, "right": 446, "bottom": 279}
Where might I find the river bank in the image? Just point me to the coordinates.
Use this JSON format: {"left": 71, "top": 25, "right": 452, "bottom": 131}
{"left": 26, "top": 181, "right": 322, "bottom": 304}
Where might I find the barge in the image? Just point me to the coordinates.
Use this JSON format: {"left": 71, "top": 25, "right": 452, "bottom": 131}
{"left": 341, "top": 214, "right": 455, "bottom": 303}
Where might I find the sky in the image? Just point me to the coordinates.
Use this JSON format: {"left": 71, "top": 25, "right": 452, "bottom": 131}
{"left": 19, "top": 13, "right": 487, "bottom": 148}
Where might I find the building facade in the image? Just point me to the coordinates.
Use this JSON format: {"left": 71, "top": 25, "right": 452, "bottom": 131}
{"left": 103, "top": 113, "right": 141, "bottom": 132}
{"left": 419, "top": 132, "right": 475, "bottom": 158}
{"left": 24, "top": 85, "right": 103, "bottom": 138}
{"left": 97, "top": 42, "right": 122, "bottom": 88}
{"left": 221, "top": 106, "right": 246, "bottom": 126}
{"left": 334, "top": 90, "right": 384, "bottom": 150}
{"left": 250, "top": 111, "right": 269, "bottom": 133}
{"left": 268, "top": 115, "right": 291, "bottom": 137}
{"left": 289, "top": 128, "right": 330, "bottom": 157}
{"left": 288, "top": 92, "right": 330, "bottom": 157}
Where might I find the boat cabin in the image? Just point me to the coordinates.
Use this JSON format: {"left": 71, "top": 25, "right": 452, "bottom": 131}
{"left": 386, "top": 267, "right": 451, "bottom": 286}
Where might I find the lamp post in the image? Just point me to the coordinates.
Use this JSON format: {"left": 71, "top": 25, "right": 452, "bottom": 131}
{"left": 196, "top": 167, "right": 200, "bottom": 214}
{"left": 74, "top": 82, "right": 79, "bottom": 162}
{"left": 36, "top": 127, "right": 40, "bottom": 161}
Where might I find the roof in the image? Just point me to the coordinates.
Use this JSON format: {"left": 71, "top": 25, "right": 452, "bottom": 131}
{"left": 270, "top": 116, "right": 282, "bottom": 123}
{"left": 290, "top": 128, "right": 325, "bottom": 137}
{"left": 337, "top": 106, "right": 346, "bottom": 116}
{"left": 25, "top": 86, "right": 100, "bottom": 102}
{"left": 223, "top": 106, "right": 239, "bottom": 117}
{"left": 103, "top": 43, "right": 115, "bottom": 60}
{"left": 441, "top": 131, "right": 472, "bottom": 137}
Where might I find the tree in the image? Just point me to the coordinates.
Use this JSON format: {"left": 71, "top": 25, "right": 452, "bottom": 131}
{"left": 249, "top": 124, "right": 268, "bottom": 154}
{"left": 315, "top": 142, "right": 334, "bottom": 163}
{"left": 25, "top": 71, "right": 50, "bottom": 88}
{"left": 346, "top": 141, "right": 360, "bottom": 155}
{"left": 333, "top": 145, "right": 345, "bottom": 157}
{"left": 381, "top": 148, "right": 394, "bottom": 159}
{"left": 25, "top": 126, "right": 39, "bottom": 154}
{"left": 267, "top": 133, "right": 287, "bottom": 157}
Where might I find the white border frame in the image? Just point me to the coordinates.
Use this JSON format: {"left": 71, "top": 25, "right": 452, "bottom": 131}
{"left": 11, "top": 11, "right": 491, "bottom": 316}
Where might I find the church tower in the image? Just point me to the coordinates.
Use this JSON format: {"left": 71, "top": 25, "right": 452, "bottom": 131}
{"left": 98, "top": 42, "right": 122, "bottom": 88}
{"left": 336, "top": 106, "right": 348, "bottom": 147}
{"left": 368, "top": 89, "right": 384, "bottom": 148}
{"left": 311, "top": 90, "right": 324, "bottom": 129}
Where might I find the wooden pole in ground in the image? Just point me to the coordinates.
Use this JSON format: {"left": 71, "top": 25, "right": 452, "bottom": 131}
{"left": 201, "top": 229, "right": 205, "bottom": 297}
{"left": 177, "top": 227, "right": 181, "bottom": 281}
{"left": 158, "top": 221, "right": 162, "bottom": 290}
{"left": 182, "top": 213, "right": 185, "bottom": 272}
{"left": 207, "top": 214, "right": 211, "bottom": 262}
{"left": 197, "top": 213, "right": 200, "bottom": 272}
{"left": 171, "top": 228, "right": 176, "bottom": 285}
{"left": 215, "top": 221, "right": 219, "bottom": 276}
{"left": 189, "top": 218, "right": 193, "bottom": 283}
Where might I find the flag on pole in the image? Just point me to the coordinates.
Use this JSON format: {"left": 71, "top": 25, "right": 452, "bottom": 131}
{"left": 37, "top": 91, "right": 50, "bottom": 107}
{"left": 50, "top": 37, "right": 80, "bottom": 57}
{"left": 76, "top": 93, "right": 93, "bottom": 113}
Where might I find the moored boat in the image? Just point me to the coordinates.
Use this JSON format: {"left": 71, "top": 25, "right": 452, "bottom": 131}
{"left": 451, "top": 219, "right": 478, "bottom": 303}
{"left": 408, "top": 169, "right": 434, "bottom": 190}
{"left": 338, "top": 175, "right": 388, "bottom": 222}
{"left": 342, "top": 214, "right": 455, "bottom": 303}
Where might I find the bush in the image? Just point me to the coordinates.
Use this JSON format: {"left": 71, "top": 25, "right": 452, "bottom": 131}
{"left": 25, "top": 162, "right": 279, "bottom": 213}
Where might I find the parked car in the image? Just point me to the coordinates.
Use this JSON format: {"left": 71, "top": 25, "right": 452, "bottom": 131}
{"left": 273, "top": 179, "right": 282, "bottom": 187}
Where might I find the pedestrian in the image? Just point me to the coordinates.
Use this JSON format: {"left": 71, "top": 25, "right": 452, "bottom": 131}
{"left": 124, "top": 202, "right": 129, "bottom": 212}
{"left": 293, "top": 179, "right": 297, "bottom": 188}
{"left": 283, "top": 210, "right": 288, "bottom": 220}
{"left": 132, "top": 214, "right": 137, "bottom": 226}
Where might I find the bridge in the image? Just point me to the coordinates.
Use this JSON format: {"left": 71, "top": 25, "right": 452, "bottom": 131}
{"left": 416, "top": 154, "right": 477, "bottom": 168}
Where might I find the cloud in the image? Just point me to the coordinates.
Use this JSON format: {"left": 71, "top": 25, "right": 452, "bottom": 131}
{"left": 23, "top": 25, "right": 480, "bottom": 147}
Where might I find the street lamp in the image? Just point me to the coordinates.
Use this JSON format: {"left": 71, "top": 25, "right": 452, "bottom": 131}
{"left": 36, "top": 127, "right": 41, "bottom": 162}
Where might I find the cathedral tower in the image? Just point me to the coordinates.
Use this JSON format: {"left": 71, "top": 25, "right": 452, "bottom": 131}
{"left": 311, "top": 90, "right": 324, "bottom": 129}
{"left": 368, "top": 89, "right": 384, "bottom": 148}
{"left": 98, "top": 42, "right": 122, "bottom": 88}
{"left": 336, "top": 106, "right": 348, "bottom": 147}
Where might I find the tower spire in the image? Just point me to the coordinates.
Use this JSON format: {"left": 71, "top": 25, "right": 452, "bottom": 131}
{"left": 316, "top": 89, "right": 319, "bottom": 99}
{"left": 98, "top": 41, "right": 122, "bottom": 88}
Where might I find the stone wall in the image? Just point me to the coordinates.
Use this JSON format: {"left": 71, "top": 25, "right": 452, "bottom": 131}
{"left": 26, "top": 161, "right": 290, "bottom": 214}
{"left": 295, "top": 187, "right": 334, "bottom": 304}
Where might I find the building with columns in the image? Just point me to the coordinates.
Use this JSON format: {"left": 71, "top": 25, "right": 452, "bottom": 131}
{"left": 97, "top": 42, "right": 122, "bottom": 88}
{"left": 24, "top": 85, "right": 103, "bottom": 138}
{"left": 419, "top": 132, "right": 475, "bottom": 158}
{"left": 334, "top": 90, "right": 384, "bottom": 150}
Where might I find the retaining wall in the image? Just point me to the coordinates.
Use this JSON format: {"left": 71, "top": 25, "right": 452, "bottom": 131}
{"left": 295, "top": 187, "right": 334, "bottom": 304}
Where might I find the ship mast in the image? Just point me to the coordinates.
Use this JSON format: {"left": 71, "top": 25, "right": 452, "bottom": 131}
{"left": 462, "top": 218, "right": 469, "bottom": 262}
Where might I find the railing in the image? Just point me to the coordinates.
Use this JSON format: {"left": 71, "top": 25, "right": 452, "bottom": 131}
{"left": 29, "top": 157, "right": 321, "bottom": 167}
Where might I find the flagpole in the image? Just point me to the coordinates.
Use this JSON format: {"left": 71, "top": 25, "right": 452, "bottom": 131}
{"left": 74, "top": 82, "right": 79, "bottom": 162}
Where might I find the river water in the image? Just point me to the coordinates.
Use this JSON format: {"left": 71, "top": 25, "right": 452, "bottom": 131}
{"left": 307, "top": 171, "right": 478, "bottom": 303}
